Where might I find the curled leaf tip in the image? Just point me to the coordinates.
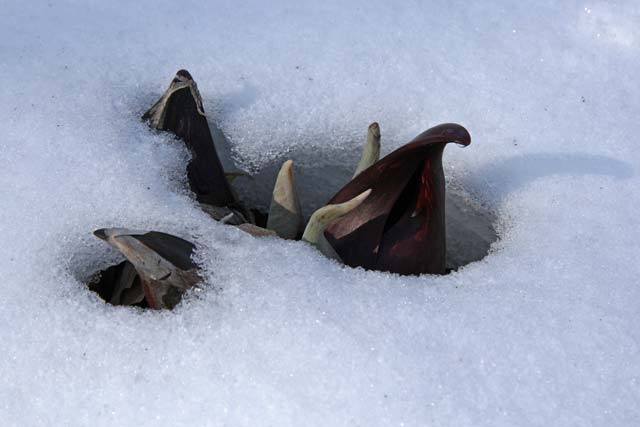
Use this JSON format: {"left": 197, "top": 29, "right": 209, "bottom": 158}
{"left": 368, "top": 122, "right": 380, "bottom": 137}
{"left": 302, "top": 189, "right": 372, "bottom": 259}
{"left": 267, "top": 159, "right": 303, "bottom": 239}
{"left": 413, "top": 123, "right": 471, "bottom": 147}
{"left": 353, "top": 122, "right": 381, "bottom": 178}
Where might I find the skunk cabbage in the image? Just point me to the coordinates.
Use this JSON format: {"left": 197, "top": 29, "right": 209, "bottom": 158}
{"left": 324, "top": 123, "right": 471, "bottom": 275}
{"left": 93, "top": 228, "right": 201, "bottom": 309}
{"left": 143, "top": 70, "right": 236, "bottom": 208}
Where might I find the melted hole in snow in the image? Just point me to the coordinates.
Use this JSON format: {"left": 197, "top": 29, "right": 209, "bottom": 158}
{"left": 86, "top": 261, "right": 150, "bottom": 308}
{"left": 444, "top": 190, "right": 497, "bottom": 271}
{"left": 225, "top": 135, "right": 498, "bottom": 272}
{"left": 84, "top": 124, "right": 497, "bottom": 307}
{"left": 69, "top": 246, "right": 151, "bottom": 308}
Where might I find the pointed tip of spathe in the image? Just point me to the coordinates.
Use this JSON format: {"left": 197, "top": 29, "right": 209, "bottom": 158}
{"left": 434, "top": 123, "right": 472, "bottom": 146}
{"left": 175, "top": 69, "right": 193, "bottom": 80}
{"left": 406, "top": 123, "right": 471, "bottom": 151}
{"left": 93, "top": 228, "right": 108, "bottom": 240}
{"left": 368, "top": 122, "right": 380, "bottom": 138}
{"left": 446, "top": 124, "right": 471, "bottom": 147}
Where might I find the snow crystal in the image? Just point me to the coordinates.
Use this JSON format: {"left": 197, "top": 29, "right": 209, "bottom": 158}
{"left": 0, "top": 0, "right": 639, "bottom": 425}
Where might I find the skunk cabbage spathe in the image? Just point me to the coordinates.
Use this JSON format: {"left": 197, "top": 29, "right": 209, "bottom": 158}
{"left": 324, "top": 123, "right": 471, "bottom": 275}
{"left": 143, "top": 70, "right": 236, "bottom": 208}
{"left": 93, "top": 228, "right": 201, "bottom": 309}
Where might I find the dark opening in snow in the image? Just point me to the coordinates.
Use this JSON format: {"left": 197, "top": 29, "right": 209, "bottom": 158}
{"left": 224, "top": 132, "right": 498, "bottom": 273}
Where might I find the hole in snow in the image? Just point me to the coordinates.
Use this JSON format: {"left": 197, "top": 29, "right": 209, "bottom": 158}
{"left": 83, "top": 122, "right": 497, "bottom": 308}
{"left": 82, "top": 230, "right": 203, "bottom": 310}
{"left": 86, "top": 261, "right": 150, "bottom": 308}
{"left": 220, "top": 129, "right": 498, "bottom": 273}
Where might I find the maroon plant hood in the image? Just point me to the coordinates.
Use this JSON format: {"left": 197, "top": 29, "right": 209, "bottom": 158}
{"left": 324, "top": 123, "right": 471, "bottom": 275}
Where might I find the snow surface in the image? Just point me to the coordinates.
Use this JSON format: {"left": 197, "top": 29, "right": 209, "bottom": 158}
{"left": 1, "top": 0, "right": 639, "bottom": 425}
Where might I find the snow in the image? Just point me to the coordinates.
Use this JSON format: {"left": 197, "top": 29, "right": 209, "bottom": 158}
{"left": 1, "top": 0, "right": 639, "bottom": 425}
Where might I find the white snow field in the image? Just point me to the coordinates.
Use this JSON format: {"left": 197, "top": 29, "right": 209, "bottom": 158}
{"left": 1, "top": 0, "right": 639, "bottom": 425}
